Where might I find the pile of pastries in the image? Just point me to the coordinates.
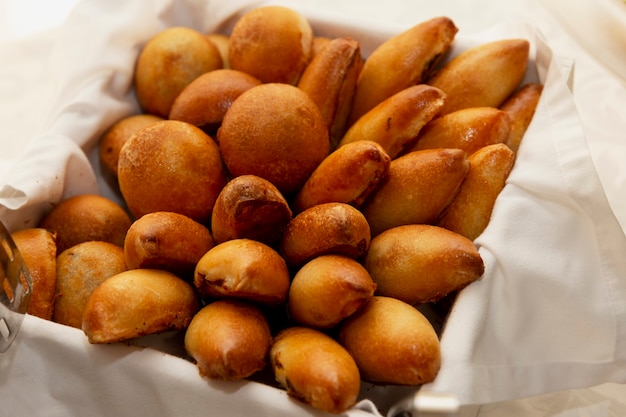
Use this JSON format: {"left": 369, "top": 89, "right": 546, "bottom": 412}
{"left": 10, "top": 5, "right": 542, "bottom": 414}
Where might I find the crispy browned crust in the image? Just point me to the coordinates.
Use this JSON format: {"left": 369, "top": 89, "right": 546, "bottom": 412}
{"left": 500, "top": 82, "right": 544, "bottom": 152}
{"left": 217, "top": 83, "right": 329, "bottom": 194}
{"left": 298, "top": 36, "right": 363, "bottom": 147}
{"left": 99, "top": 114, "right": 164, "bottom": 177}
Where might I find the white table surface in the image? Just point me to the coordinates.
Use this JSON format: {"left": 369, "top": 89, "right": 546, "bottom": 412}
{"left": 1, "top": 0, "right": 626, "bottom": 416}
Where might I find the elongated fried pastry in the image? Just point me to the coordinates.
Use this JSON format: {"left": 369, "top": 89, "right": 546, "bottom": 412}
{"left": 271, "top": 326, "right": 361, "bottom": 414}
{"left": 500, "top": 82, "right": 544, "bottom": 152}
{"left": 82, "top": 269, "right": 199, "bottom": 344}
{"left": 348, "top": 16, "right": 458, "bottom": 124}
{"left": 427, "top": 38, "right": 530, "bottom": 115}
{"left": 293, "top": 140, "right": 390, "bottom": 213}
{"left": 194, "top": 238, "right": 290, "bottom": 306}
{"left": 185, "top": 299, "right": 272, "bottom": 380}
{"left": 437, "top": 143, "right": 515, "bottom": 240}
{"left": 279, "top": 202, "right": 371, "bottom": 268}
{"left": 338, "top": 296, "right": 441, "bottom": 385}
{"left": 298, "top": 36, "right": 362, "bottom": 147}
{"left": 407, "top": 107, "right": 511, "bottom": 155}
{"left": 364, "top": 224, "right": 484, "bottom": 304}
{"left": 338, "top": 84, "right": 446, "bottom": 159}
{"left": 361, "top": 148, "right": 469, "bottom": 237}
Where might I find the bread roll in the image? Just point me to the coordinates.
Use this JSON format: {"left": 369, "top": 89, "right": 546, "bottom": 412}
{"left": 228, "top": 5, "right": 313, "bottom": 84}
{"left": 288, "top": 254, "right": 376, "bottom": 329}
{"left": 270, "top": 326, "right": 360, "bottom": 414}
{"left": 124, "top": 211, "right": 215, "bottom": 278}
{"left": 185, "top": 299, "right": 271, "bottom": 380}
{"left": 169, "top": 69, "right": 261, "bottom": 132}
{"left": 11, "top": 228, "right": 57, "bottom": 320}
{"left": 217, "top": 83, "right": 329, "bottom": 194}
{"left": 364, "top": 224, "right": 484, "bottom": 304}
{"left": 293, "top": 140, "right": 391, "bottom": 213}
{"left": 210, "top": 175, "right": 292, "bottom": 245}
{"left": 53, "top": 241, "right": 127, "bottom": 329}
{"left": 194, "top": 238, "right": 290, "bottom": 306}
{"left": 118, "top": 120, "right": 227, "bottom": 224}
{"left": 134, "top": 26, "right": 223, "bottom": 117}
{"left": 338, "top": 296, "right": 441, "bottom": 385}
{"left": 279, "top": 202, "right": 371, "bottom": 268}
{"left": 38, "top": 194, "right": 132, "bottom": 255}
{"left": 82, "top": 268, "right": 199, "bottom": 343}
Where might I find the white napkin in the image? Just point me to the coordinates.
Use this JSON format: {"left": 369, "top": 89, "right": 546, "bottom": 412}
{"left": 2, "top": 0, "right": 626, "bottom": 415}
{"left": 425, "top": 26, "right": 626, "bottom": 404}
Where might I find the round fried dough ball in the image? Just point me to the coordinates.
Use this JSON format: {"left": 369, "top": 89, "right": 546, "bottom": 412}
{"left": 211, "top": 174, "right": 292, "bottom": 245}
{"left": 39, "top": 194, "right": 132, "bottom": 255}
{"left": 134, "top": 26, "right": 223, "bottom": 117}
{"left": 217, "top": 83, "right": 329, "bottom": 194}
{"left": 99, "top": 113, "right": 164, "bottom": 177}
{"left": 118, "top": 120, "right": 227, "bottom": 224}
{"left": 228, "top": 6, "right": 313, "bottom": 84}
{"left": 169, "top": 69, "right": 261, "bottom": 132}
{"left": 53, "top": 241, "right": 127, "bottom": 329}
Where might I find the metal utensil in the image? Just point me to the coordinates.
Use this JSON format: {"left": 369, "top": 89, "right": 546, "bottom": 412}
{"left": 0, "top": 221, "right": 32, "bottom": 353}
